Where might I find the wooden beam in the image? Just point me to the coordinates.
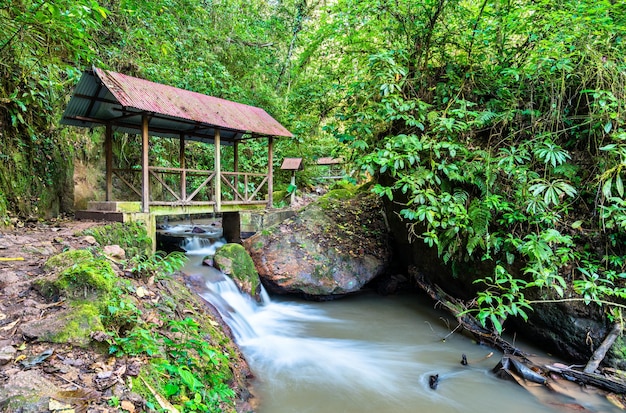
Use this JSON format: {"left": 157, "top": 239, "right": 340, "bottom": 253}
{"left": 268, "top": 136, "right": 274, "bottom": 208}
{"left": 105, "top": 123, "right": 113, "bottom": 201}
{"left": 215, "top": 129, "right": 221, "bottom": 212}
{"left": 64, "top": 115, "right": 241, "bottom": 143}
{"left": 141, "top": 115, "right": 150, "bottom": 213}
{"left": 234, "top": 140, "right": 239, "bottom": 195}
{"left": 180, "top": 134, "right": 186, "bottom": 201}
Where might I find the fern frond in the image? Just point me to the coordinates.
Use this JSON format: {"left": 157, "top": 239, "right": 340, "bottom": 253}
{"left": 468, "top": 199, "right": 491, "bottom": 238}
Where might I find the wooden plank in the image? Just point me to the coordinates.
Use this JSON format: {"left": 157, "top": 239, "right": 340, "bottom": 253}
{"left": 113, "top": 170, "right": 142, "bottom": 198}
{"left": 215, "top": 129, "right": 221, "bottom": 212}
{"left": 249, "top": 176, "right": 268, "bottom": 202}
{"left": 186, "top": 172, "right": 216, "bottom": 202}
{"left": 220, "top": 174, "right": 245, "bottom": 202}
{"left": 105, "top": 124, "right": 113, "bottom": 201}
{"left": 180, "top": 134, "right": 186, "bottom": 201}
{"left": 150, "top": 169, "right": 181, "bottom": 201}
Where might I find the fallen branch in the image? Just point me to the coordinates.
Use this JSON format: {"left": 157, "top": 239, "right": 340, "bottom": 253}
{"left": 409, "top": 267, "right": 526, "bottom": 357}
{"left": 546, "top": 364, "right": 626, "bottom": 394}
{"left": 585, "top": 322, "right": 622, "bottom": 373}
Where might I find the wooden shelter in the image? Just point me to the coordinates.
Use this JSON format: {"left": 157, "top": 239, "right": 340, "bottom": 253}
{"left": 61, "top": 67, "right": 293, "bottom": 218}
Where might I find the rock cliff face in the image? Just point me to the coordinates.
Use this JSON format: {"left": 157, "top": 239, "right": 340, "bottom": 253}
{"left": 243, "top": 188, "right": 392, "bottom": 299}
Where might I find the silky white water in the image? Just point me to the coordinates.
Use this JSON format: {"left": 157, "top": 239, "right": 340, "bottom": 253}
{"left": 180, "top": 237, "right": 620, "bottom": 413}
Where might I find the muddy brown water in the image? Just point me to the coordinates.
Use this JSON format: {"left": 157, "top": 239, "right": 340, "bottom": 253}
{"left": 178, "top": 236, "right": 620, "bottom": 413}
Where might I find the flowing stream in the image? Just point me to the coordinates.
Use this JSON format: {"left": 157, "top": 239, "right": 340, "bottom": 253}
{"left": 175, "top": 230, "right": 620, "bottom": 413}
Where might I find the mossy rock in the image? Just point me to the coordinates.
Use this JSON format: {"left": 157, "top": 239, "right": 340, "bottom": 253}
{"left": 43, "top": 249, "right": 94, "bottom": 273}
{"left": 0, "top": 370, "right": 60, "bottom": 413}
{"left": 37, "top": 256, "right": 116, "bottom": 301}
{"left": 316, "top": 187, "right": 358, "bottom": 209}
{"left": 20, "top": 303, "right": 104, "bottom": 347}
{"left": 57, "top": 258, "right": 116, "bottom": 298}
{"left": 272, "top": 190, "right": 289, "bottom": 202}
{"left": 213, "top": 243, "right": 261, "bottom": 300}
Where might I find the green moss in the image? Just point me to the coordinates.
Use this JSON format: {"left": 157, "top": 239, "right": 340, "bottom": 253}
{"left": 330, "top": 180, "right": 359, "bottom": 192}
{"left": 326, "top": 188, "right": 355, "bottom": 200}
{"left": 609, "top": 335, "right": 626, "bottom": 364}
{"left": 43, "top": 249, "right": 94, "bottom": 272}
{"left": 214, "top": 243, "right": 261, "bottom": 297}
{"left": 317, "top": 188, "right": 356, "bottom": 210}
{"left": 272, "top": 190, "right": 289, "bottom": 201}
{"left": 48, "top": 303, "right": 104, "bottom": 346}
{"left": 56, "top": 258, "right": 116, "bottom": 299}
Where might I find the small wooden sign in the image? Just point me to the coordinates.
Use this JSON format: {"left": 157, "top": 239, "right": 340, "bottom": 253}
{"left": 281, "top": 157, "right": 303, "bottom": 170}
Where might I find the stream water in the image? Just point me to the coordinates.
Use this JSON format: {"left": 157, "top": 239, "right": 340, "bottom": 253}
{"left": 173, "top": 228, "right": 621, "bottom": 413}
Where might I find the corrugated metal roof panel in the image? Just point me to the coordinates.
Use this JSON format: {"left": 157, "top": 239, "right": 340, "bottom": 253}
{"left": 61, "top": 67, "right": 293, "bottom": 141}
{"left": 280, "top": 158, "right": 303, "bottom": 170}
{"left": 316, "top": 157, "right": 343, "bottom": 165}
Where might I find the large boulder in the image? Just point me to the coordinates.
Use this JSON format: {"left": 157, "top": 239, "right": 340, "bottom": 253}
{"left": 243, "top": 187, "right": 392, "bottom": 299}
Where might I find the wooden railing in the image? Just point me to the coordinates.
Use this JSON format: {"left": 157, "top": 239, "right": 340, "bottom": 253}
{"left": 112, "top": 166, "right": 268, "bottom": 206}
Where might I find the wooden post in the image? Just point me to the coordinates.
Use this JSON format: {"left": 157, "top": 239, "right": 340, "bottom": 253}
{"left": 105, "top": 123, "right": 113, "bottom": 201}
{"left": 234, "top": 140, "right": 239, "bottom": 196}
{"left": 180, "top": 134, "right": 186, "bottom": 201}
{"left": 141, "top": 115, "right": 150, "bottom": 213}
{"left": 214, "top": 129, "right": 221, "bottom": 212}
{"left": 268, "top": 136, "right": 273, "bottom": 208}
{"left": 290, "top": 170, "right": 296, "bottom": 206}
{"left": 234, "top": 140, "right": 239, "bottom": 173}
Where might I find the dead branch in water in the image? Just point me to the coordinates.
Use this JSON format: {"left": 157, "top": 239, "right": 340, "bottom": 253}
{"left": 409, "top": 267, "right": 527, "bottom": 358}
{"left": 585, "top": 322, "right": 623, "bottom": 373}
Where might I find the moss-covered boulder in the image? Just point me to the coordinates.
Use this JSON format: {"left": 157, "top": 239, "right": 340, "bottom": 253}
{"left": 243, "top": 187, "right": 391, "bottom": 299}
{"left": 20, "top": 303, "right": 105, "bottom": 347}
{"left": 214, "top": 243, "right": 262, "bottom": 300}
{"left": 43, "top": 248, "right": 94, "bottom": 273}
{"left": 37, "top": 250, "right": 115, "bottom": 301}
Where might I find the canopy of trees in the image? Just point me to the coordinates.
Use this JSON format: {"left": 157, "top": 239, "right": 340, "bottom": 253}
{"left": 1, "top": 0, "right": 625, "bottom": 331}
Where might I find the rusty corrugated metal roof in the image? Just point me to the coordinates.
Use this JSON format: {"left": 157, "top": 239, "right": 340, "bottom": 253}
{"left": 280, "top": 158, "right": 303, "bottom": 170}
{"left": 316, "top": 157, "right": 343, "bottom": 165}
{"left": 61, "top": 67, "right": 293, "bottom": 142}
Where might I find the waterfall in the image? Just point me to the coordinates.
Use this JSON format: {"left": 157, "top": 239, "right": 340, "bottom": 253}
{"left": 180, "top": 236, "right": 225, "bottom": 256}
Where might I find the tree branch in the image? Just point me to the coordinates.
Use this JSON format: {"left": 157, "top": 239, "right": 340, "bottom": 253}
{"left": 585, "top": 322, "right": 623, "bottom": 373}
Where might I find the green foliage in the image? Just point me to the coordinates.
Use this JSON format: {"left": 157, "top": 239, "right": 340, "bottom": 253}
{"left": 0, "top": 1, "right": 107, "bottom": 219}
{"left": 101, "top": 282, "right": 143, "bottom": 334}
{"left": 56, "top": 258, "right": 116, "bottom": 299}
{"left": 3, "top": 0, "right": 626, "bottom": 343}
{"left": 79, "top": 222, "right": 152, "bottom": 258}
{"left": 89, "top": 245, "right": 239, "bottom": 411}
{"left": 126, "top": 251, "right": 187, "bottom": 279}
{"left": 309, "top": 0, "right": 626, "bottom": 334}
{"left": 109, "top": 317, "right": 236, "bottom": 412}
